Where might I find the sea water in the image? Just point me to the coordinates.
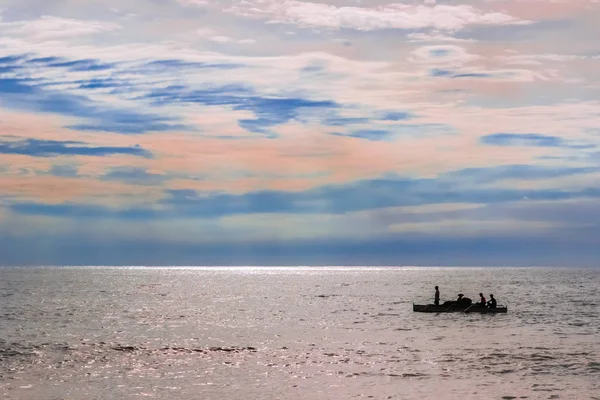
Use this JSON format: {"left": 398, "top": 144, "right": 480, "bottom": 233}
{"left": 0, "top": 266, "right": 598, "bottom": 399}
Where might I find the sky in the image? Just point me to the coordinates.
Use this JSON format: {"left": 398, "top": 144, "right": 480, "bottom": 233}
{"left": 1, "top": 0, "right": 600, "bottom": 266}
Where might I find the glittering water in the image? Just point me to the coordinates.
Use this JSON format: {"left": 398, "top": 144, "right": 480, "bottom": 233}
{"left": 0, "top": 266, "right": 599, "bottom": 399}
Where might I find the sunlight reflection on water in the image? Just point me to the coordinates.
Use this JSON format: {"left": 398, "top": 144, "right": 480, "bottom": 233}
{"left": 0, "top": 266, "right": 598, "bottom": 399}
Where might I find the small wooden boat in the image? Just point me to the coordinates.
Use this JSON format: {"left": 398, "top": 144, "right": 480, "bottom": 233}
{"left": 412, "top": 304, "right": 508, "bottom": 313}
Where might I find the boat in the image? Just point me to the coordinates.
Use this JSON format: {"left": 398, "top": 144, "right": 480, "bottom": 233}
{"left": 412, "top": 303, "right": 508, "bottom": 313}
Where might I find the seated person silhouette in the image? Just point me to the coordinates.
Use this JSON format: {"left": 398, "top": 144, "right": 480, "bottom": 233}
{"left": 442, "top": 294, "right": 472, "bottom": 307}
{"left": 456, "top": 294, "right": 472, "bottom": 307}
{"left": 475, "top": 293, "right": 486, "bottom": 307}
{"left": 487, "top": 294, "right": 497, "bottom": 309}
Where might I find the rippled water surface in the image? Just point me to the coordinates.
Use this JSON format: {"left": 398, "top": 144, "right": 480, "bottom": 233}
{"left": 1, "top": 266, "right": 599, "bottom": 399}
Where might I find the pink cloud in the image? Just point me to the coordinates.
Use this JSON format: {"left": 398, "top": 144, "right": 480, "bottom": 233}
{"left": 222, "top": 1, "right": 530, "bottom": 31}
{"left": 486, "top": 0, "right": 600, "bottom": 20}
{"left": 0, "top": 175, "right": 162, "bottom": 205}
{"left": 2, "top": 102, "right": 579, "bottom": 202}
{"left": 2, "top": 93, "right": 597, "bottom": 205}
{"left": 138, "top": 121, "right": 554, "bottom": 194}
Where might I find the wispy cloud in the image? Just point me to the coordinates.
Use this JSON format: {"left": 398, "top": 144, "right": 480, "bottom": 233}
{"left": 8, "top": 163, "right": 600, "bottom": 221}
{"left": 410, "top": 45, "right": 481, "bottom": 65}
{"left": 100, "top": 167, "right": 169, "bottom": 186}
{"left": 481, "top": 133, "right": 595, "bottom": 149}
{"left": 221, "top": 1, "right": 531, "bottom": 31}
{"left": 0, "top": 76, "right": 188, "bottom": 134}
{"left": 142, "top": 84, "right": 339, "bottom": 135}
{"left": 0, "top": 137, "right": 151, "bottom": 158}
{"left": 0, "top": 16, "right": 120, "bottom": 39}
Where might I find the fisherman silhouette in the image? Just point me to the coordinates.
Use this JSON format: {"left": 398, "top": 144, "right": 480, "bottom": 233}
{"left": 456, "top": 294, "right": 472, "bottom": 306}
{"left": 487, "top": 294, "right": 497, "bottom": 309}
{"left": 476, "top": 293, "right": 486, "bottom": 307}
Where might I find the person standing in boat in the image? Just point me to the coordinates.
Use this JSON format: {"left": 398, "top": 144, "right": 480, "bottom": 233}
{"left": 434, "top": 286, "right": 440, "bottom": 306}
{"left": 487, "top": 294, "right": 497, "bottom": 309}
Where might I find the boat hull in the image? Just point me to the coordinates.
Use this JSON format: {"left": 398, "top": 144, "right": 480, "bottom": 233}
{"left": 413, "top": 304, "right": 507, "bottom": 313}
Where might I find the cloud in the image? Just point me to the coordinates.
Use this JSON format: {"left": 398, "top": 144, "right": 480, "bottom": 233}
{"left": 387, "top": 218, "right": 568, "bottom": 236}
{"left": 163, "top": 165, "right": 600, "bottom": 217}
{"left": 0, "top": 55, "right": 26, "bottom": 64}
{"left": 210, "top": 35, "right": 234, "bottom": 43}
{"left": 498, "top": 53, "right": 589, "bottom": 66}
{"left": 330, "top": 122, "right": 455, "bottom": 141}
{"left": 410, "top": 45, "right": 481, "bottom": 65}
{"left": 178, "top": 0, "right": 208, "bottom": 7}
{"left": 48, "top": 165, "right": 79, "bottom": 177}
{"left": 9, "top": 163, "right": 600, "bottom": 222}
{"left": 332, "top": 129, "right": 393, "bottom": 142}
{"left": 482, "top": 0, "right": 600, "bottom": 21}
{"left": 142, "top": 59, "right": 243, "bottom": 70}
{"left": 380, "top": 111, "right": 413, "bottom": 121}
{"left": 142, "top": 84, "right": 339, "bottom": 134}
{"left": 222, "top": 1, "right": 531, "bottom": 31}
{"left": 429, "top": 68, "right": 495, "bottom": 78}
{"left": 100, "top": 167, "right": 168, "bottom": 186}
{"left": 0, "top": 175, "right": 163, "bottom": 205}
{"left": 486, "top": 171, "right": 600, "bottom": 191}
{"left": 322, "top": 116, "right": 371, "bottom": 126}
{"left": 0, "top": 137, "right": 151, "bottom": 158}
{"left": 206, "top": 35, "right": 256, "bottom": 45}
{"left": 481, "top": 133, "right": 595, "bottom": 149}
{"left": 407, "top": 32, "right": 475, "bottom": 43}
{"left": 4, "top": 194, "right": 600, "bottom": 266}
{"left": 4, "top": 185, "right": 598, "bottom": 252}
{"left": 1, "top": 16, "right": 120, "bottom": 39}
{"left": 0, "top": 76, "right": 187, "bottom": 135}
{"left": 6, "top": 201, "right": 159, "bottom": 219}
{"left": 44, "top": 59, "right": 116, "bottom": 72}
{"left": 446, "top": 164, "right": 600, "bottom": 184}
{"left": 397, "top": 203, "right": 484, "bottom": 214}
{"left": 67, "top": 121, "right": 188, "bottom": 135}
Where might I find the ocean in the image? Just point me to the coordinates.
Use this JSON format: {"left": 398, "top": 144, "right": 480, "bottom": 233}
{"left": 0, "top": 266, "right": 598, "bottom": 399}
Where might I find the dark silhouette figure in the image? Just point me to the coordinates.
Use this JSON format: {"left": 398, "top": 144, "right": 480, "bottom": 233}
{"left": 456, "top": 294, "right": 472, "bottom": 306}
{"left": 434, "top": 286, "right": 440, "bottom": 306}
{"left": 476, "top": 293, "right": 487, "bottom": 307}
{"left": 487, "top": 294, "right": 497, "bottom": 309}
